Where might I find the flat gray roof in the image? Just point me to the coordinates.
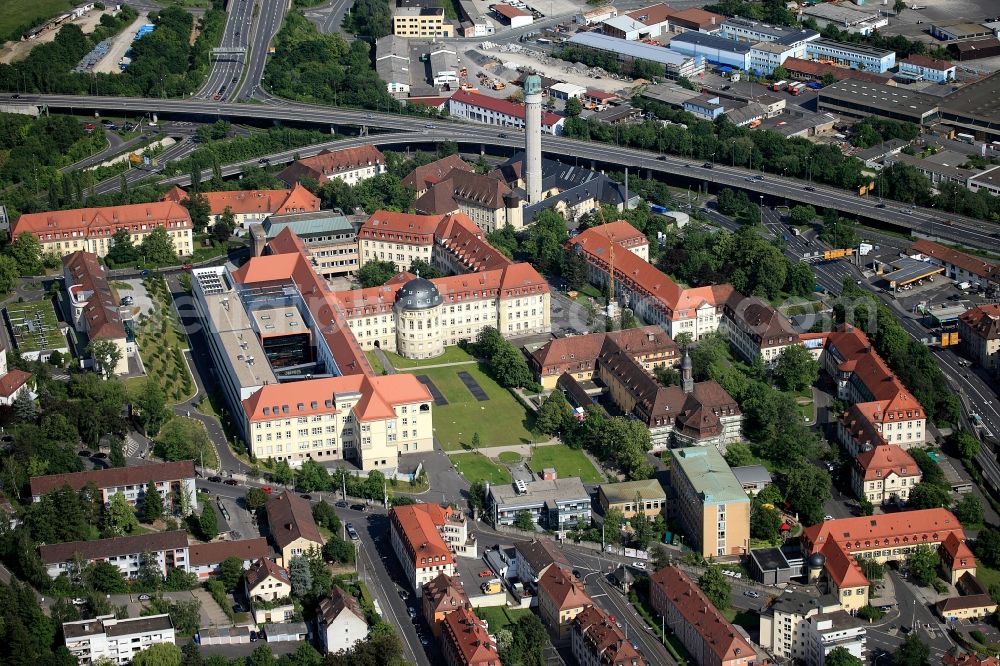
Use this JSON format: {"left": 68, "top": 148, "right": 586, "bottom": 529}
{"left": 64, "top": 614, "right": 173, "bottom": 640}
{"left": 941, "top": 71, "right": 1000, "bottom": 127}
{"left": 809, "top": 37, "right": 894, "bottom": 58}
{"left": 252, "top": 305, "right": 308, "bottom": 339}
{"left": 818, "top": 79, "right": 938, "bottom": 120}
{"left": 567, "top": 32, "right": 691, "bottom": 66}
{"left": 489, "top": 477, "right": 589, "bottom": 507}
{"left": 263, "top": 211, "right": 359, "bottom": 239}
{"left": 731, "top": 465, "right": 772, "bottom": 486}
{"left": 641, "top": 83, "right": 702, "bottom": 106}
{"left": 671, "top": 31, "right": 753, "bottom": 54}
{"left": 203, "top": 290, "right": 278, "bottom": 390}
{"left": 802, "top": 3, "right": 882, "bottom": 26}
{"left": 882, "top": 258, "right": 944, "bottom": 286}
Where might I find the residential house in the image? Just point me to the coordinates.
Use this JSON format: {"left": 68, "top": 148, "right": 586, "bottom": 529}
{"left": 851, "top": 444, "right": 921, "bottom": 505}
{"left": 958, "top": 304, "right": 1000, "bottom": 374}
{"left": 936, "top": 573, "right": 997, "bottom": 620}
{"left": 63, "top": 614, "right": 175, "bottom": 665}
{"left": 391, "top": 503, "right": 476, "bottom": 596}
{"left": 422, "top": 573, "right": 470, "bottom": 636}
{"left": 0, "top": 348, "right": 31, "bottom": 407}
{"left": 571, "top": 605, "right": 647, "bottom": 666}
{"left": 188, "top": 538, "right": 271, "bottom": 580}
{"left": 30, "top": 460, "right": 197, "bottom": 515}
{"left": 265, "top": 492, "right": 325, "bottom": 566}
{"left": 512, "top": 539, "right": 570, "bottom": 584}
{"left": 317, "top": 586, "right": 370, "bottom": 655}
{"left": 40, "top": 531, "right": 190, "bottom": 580}
{"left": 277, "top": 145, "right": 386, "bottom": 188}
{"left": 244, "top": 557, "right": 294, "bottom": 624}
{"left": 440, "top": 606, "right": 501, "bottom": 666}
{"left": 537, "top": 564, "right": 592, "bottom": 638}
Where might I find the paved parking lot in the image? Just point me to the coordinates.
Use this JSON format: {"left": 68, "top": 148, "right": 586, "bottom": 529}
{"left": 120, "top": 278, "right": 155, "bottom": 317}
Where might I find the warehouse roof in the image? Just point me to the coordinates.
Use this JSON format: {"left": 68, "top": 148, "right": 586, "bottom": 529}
{"left": 567, "top": 32, "right": 691, "bottom": 66}
{"left": 818, "top": 79, "right": 938, "bottom": 118}
{"left": 670, "top": 31, "right": 753, "bottom": 53}
{"left": 940, "top": 71, "right": 1000, "bottom": 126}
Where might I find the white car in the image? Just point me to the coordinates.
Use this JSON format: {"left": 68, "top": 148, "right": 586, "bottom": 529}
{"left": 824, "top": 514, "right": 834, "bottom": 521}
{"left": 632, "top": 561, "right": 647, "bottom": 570}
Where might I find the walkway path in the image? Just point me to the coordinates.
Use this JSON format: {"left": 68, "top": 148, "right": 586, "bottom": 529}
{"left": 396, "top": 359, "right": 478, "bottom": 371}
{"left": 372, "top": 347, "right": 396, "bottom": 375}
{"left": 447, "top": 438, "right": 561, "bottom": 458}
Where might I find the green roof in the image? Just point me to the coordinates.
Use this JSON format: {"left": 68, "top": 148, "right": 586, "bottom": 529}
{"left": 263, "top": 212, "right": 357, "bottom": 239}
{"left": 671, "top": 447, "right": 749, "bottom": 505}
{"left": 598, "top": 479, "right": 666, "bottom": 505}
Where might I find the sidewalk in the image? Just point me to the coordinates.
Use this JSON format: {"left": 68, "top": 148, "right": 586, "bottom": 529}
{"left": 447, "top": 438, "right": 561, "bottom": 458}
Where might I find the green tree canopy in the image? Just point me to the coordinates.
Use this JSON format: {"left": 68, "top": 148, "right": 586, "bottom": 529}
{"left": 357, "top": 259, "right": 399, "bottom": 288}
{"left": 139, "top": 227, "right": 179, "bottom": 266}
{"left": 697, "top": 565, "right": 731, "bottom": 611}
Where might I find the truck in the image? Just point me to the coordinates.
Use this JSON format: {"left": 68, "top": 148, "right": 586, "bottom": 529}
{"left": 788, "top": 82, "right": 804, "bottom": 95}
{"left": 771, "top": 80, "right": 787, "bottom": 92}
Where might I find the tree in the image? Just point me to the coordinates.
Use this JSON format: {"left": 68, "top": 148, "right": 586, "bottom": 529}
{"left": 106, "top": 228, "right": 139, "bottom": 266}
{"left": 789, "top": 205, "right": 817, "bottom": 225}
{"left": 976, "top": 527, "right": 1000, "bottom": 568}
{"left": 90, "top": 560, "right": 128, "bottom": 593}
{"left": 772, "top": 344, "right": 819, "bottom": 392}
{"left": 312, "top": 500, "right": 340, "bottom": 531}
{"left": 212, "top": 207, "right": 236, "bottom": 243}
{"left": 893, "top": 0, "right": 907, "bottom": 13}
{"left": 288, "top": 555, "right": 312, "bottom": 597}
{"left": 784, "top": 466, "right": 831, "bottom": 526}
{"left": 142, "top": 480, "right": 164, "bottom": 523}
{"left": 104, "top": 491, "right": 138, "bottom": 536}
{"left": 513, "top": 510, "right": 535, "bottom": 531}
{"left": 13, "top": 390, "right": 37, "bottom": 422}
{"left": 198, "top": 504, "right": 218, "bottom": 541}
{"left": 140, "top": 227, "right": 179, "bottom": 266}
{"left": 603, "top": 507, "right": 624, "bottom": 545}
{"left": 565, "top": 97, "right": 583, "bottom": 117}
{"left": 6, "top": 232, "right": 44, "bottom": 276}
{"left": 908, "top": 482, "right": 951, "bottom": 510}
{"left": 859, "top": 558, "right": 884, "bottom": 582}
{"left": 751, "top": 505, "right": 782, "bottom": 543}
{"left": 357, "top": 259, "right": 399, "bottom": 288}
{"left": 136, "top": 380, "right": 169, "bottom": 436}
{"left": 826, "top": 646, "right": 863, "bottom": 666}
{"left": 895, "top": 632, "right": 930, "bottom": 666}
{"left": 132, "top": 642, "right": 182, "bottom": 666}
{"left": 407, "top": 259, "right": 440, "bottom": 279}
{"left": 154, "top": 417, "right": 210, "bottom": 462}
{"left": 182, "top": 192, "right": 212, "bottom": 233}
{"left": 87, "top": 339, "right": 123, "bottom": 378}
{"left": 771, "top": 66, "right": 789, "bottom": 81}
{"left": 954, "top": 494, "right": 983, "bottom": 526}
{"left": 697, "top": 565, "right": 731, "bottom": 611}
{"left": 218, "top": 556, "right": 245, "bottom": 590}
{"left": 109, "top": 437, "right": 126, "bottom": 467}
{"left": 249, "top": 644, "right": 276, "bottom": 666}
{"left": 906, "top": 544, "right": 940, "bottom": 587}
{"left": 724, "top": 441, "right": 756, "bottom": 468}
{"left": 245, "top": 487, "right": 268, "bottom": 511}
{"left": 470, "top": 432, "right": 482, "bottom": 451}
{"left": 950, "top": 430, "right": 980, "bottom": 462}
{"left": 0, "top": 255, "right": 19, "bottom": 294}
{"left": 489, "top": 344, "right": 534, "bottom": 389}
{"left": 469, "top": 480, "right": 487, "bottom": 517}
{"left": 536, "top": 391, "right": 571, "bottom": 435}
{"left": 822, "top": 72, "right": 838, "bottom": 86}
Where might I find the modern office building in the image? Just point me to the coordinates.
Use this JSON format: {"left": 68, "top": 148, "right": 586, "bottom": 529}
{"left": 804, "top": 38, "right": 895, "bottom": 73}
{"left": 30, "top": 460, "right": 197, "bottom": 515}
{"left": 256, "top": 211, "right": 363, "bottom": 278}
{"left": 487, "top": 476, "right": 591, "bottom": 530}
{"left": 759, "top": 588, "right": 845, "bottom": 662}
{"left": 12, "top": 201, "right": 193, "bottom": 258}
{"left": 63, "top": 614, "right": 175, "bottom": 665}
{"left": 392, "top": 4, "right": 455, "bottom": 37}
{"left": 719, "top": 17, "right": 819, "bottom": 48}
{"left": 669, "top": 31, "right": 753, "bottom": 70}
{"left": 669, "top": 447, "right": 750, "bottom": 558}
{"left": 898, "top": 55, "right": 957, "bottom": 82}
{"left": 596, "top": 479, "right": 667, "bottom": 520}
{"left": 565, "top": 32, "right": 706, "bottom": 80}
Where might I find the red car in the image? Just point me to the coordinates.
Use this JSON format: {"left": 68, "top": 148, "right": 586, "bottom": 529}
{"left": 181, "top": 263, "right": 193, "bottom": 269}
{"left": 261, "top": 486, "right": 273, "bottom": 495}
{"left": 478, "top": 570, "right": 492, "bottom": 578}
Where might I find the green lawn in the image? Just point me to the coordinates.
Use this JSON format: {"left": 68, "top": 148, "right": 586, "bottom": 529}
{"left": 0, "top": 0, "right": 75, "bottom": 40}
{"left": 498, "top": 451, "right": 522, "bottom": 464}
{"left": 451, "top": 452, "right": 512, "bottom": 485}
{"left": 127, "top": 277, "right": 195, "bottom": 404}
{"left": 723, "top": 608, "right": 760, "bottom": 634}
{"left": 529, "top": 445, "right": 604, "bottom": 484}
{"left": 6, "top": 300, "right": 64, "bottom": 353}
{"left": 365, "top": 351, "right": 386, "bottom": 375}
{"left": 381, "top": 345, "right": 475, "bottom": 370}
{"left": 407, "top": 364, "right": 543, "bottom": 450}
{"left": 974, "top": 565, "right": 1000, "bottom": 589}
{"left": 475, "top": 606, "right": 532, "bottom": 632}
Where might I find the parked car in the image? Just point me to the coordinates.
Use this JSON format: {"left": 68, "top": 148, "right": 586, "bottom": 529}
{"left": 632, "top": 561, "right": 647, "bottom": 570}
{"left": 350, "top": 503, "right": 366, "bottom": 511}
{"left": 346, "top": 523, "right": 359, "bottom": 540}
{"left": 72, "top": 597, "right": 86, "bottom": 605}
{"left": 824, "top": 514, "right": 834, "bottom": 521}
{"left": 224, "top": 479, "right": 238, "bottom": 486}
{"left": 478, "top": 569, "right": 493, "bottom": 577}
{"left": 300, "top": 494, "right": 312, "bottom": 500}
{"left": 744, "top": 590, "right": 761, "bottom": 598}
{"left": 138, "top": 593, "right": 152, "bottom": 601}
{"left": 335, "top": 500, "right": 348, "bottom": 508}
{"left": 208, "top": 476, "right": 222, "bottom": 483}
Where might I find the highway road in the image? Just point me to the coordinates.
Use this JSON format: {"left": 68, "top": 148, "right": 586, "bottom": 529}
{"left": 14, "top": 93, "right": 1000, "bottom": 252}
{"left": 198, "top": 0, "right": 257, "bottom": 101}
{"left": 237, "top": 0, "right": 287, "bottom": 100}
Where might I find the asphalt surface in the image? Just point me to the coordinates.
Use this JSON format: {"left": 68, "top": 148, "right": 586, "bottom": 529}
{"left": 197, "top": 0, "right": 257, "bottom": 101}
{"left": 11, "top": 93, "right": 1000, "bottom": 253}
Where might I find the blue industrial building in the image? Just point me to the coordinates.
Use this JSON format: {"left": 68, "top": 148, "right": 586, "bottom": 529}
{"left": 668, "top": 32, "right": 752, "bottom": 70}
{"left": 804, "top": 38, "right": 896, "bottom": 73}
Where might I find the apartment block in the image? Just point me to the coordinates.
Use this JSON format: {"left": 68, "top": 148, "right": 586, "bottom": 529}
{"left": 571, "top": 605, "right": 647, "bottom": 666}
{"left": 958, "top": 304, "right": 1000, "bottom": 374}
{"left": 806, "top": 611, "right": 867, "bottom": 666}
{"left": 440, "top": 606, "right": 500, "bottom": 666}
{"left": 487, "top": 476, "right": 591, "bottom": 530}
{"left": 63, "top": 614, "right": 175, "bottom": 665}
{"left": 393, "top": 5, "right": 455, "bottom": 37}
{"left": 188, "top": 538, "right": 272, "bottom": 580}
{"left": 669, "top": 447, "right": 750, "bottom": 558}
{"left": 278, "top": 145, "right": 386, "bottom": 187}
{"left": 538, "top": 564, "right": 592, "bottom": 638}
{"left": 422, "top": 573, "right": 470, "bottom": 636}
{"left": 851, "top": 444, "right": 921, "bottom": 505}
{"left": 759, "top": 588, "right": 843, "bottom": 662}
{"left": 13, "top": 201, "right": 193, "bottom": 258}
{"left": 40, "top": 530, "right": 190, "bottom": 580}
{"left": 30, "top": 460, "right": 197, "bottom": 515}
{"left": 162, "top": 183, "right": 320, "bottom": 228}
{"left": 391, "top": 503, "right": 476, "bottom": 596}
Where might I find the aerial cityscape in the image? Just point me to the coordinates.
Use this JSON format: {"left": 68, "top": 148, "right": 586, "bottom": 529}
{"left": 3, "top": 0, "right": 1000, "bottom": 664}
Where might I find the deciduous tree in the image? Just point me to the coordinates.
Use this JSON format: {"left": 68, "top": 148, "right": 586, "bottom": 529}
{"left": 906, "top": 544, "right": 940, "bottom": 587}
{"left": 697, "top": 565, "right": 731, "bottom": 611}
{"left": 104, "top": 491, "right": 138, "bottom": 536}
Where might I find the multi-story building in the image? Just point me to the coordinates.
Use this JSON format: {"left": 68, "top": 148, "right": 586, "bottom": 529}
{"left": 749, "top": 41, "right": 801, "bottom": 75}
{"left": 759, "top": 588, "right": 844, "bottom": 663}
{"left": 538, "top": 564, "right": 592, "bottom": 638}
{"left": 63, "top": 614, "right": 175, "bottom": 665}
{"left": 62, "top": 251, "right": 132, "bottom": 375}
{"left": 649, "top": 565, "right": 755, "bottom": 666}
{"left": 571, "top": 605, "right": 647, "bottom": 666}
{"left": 13, "top": 201, "right": 193, "bottom": 258}
{"left": 317, "top": 586, "right": 370, "bottom": 655}
{"left": 721, "top": 294, "right": 800, "bottom": 366}
{"left": 265, "top": 492, "right": 325, "bottom": 566}
{"left": 596, "top": 478, "right": 666, "bottom": 520}
{"left": 806, "top": 611, "right": 868, "bottom": 666}
{"left": 851, "top": 444, "right": 922, "bottom": 505}
{"left": 440, "top": 606, "right": 501, "bottom": 666}
{"left": 486, "top": 476, "right": 591, "bottom": 530}
{"left": 188, "top": 538, "right": 272, "bottom": 580}
{"left": 898, "top": 55, "right": 957, "bottom": 82}
{"left": 802, "top": 509, "right": 973, "bottom": 610}
{"left": 448, "top": 89, "right": 565, "bottom": 135}
{"left": 30, "top": 460, "right": 197, "bottom": 515}
{"left": 391, "top": 503, "right": 476, "bottom": 596}
{"left": 567, "top": 222, "right": 734, "bottom": 341}
{"left": 336, "top": 266, "right": 550, "bottom": 359}
{"left": 39, "top": 531, "right": 190, "bottom": 580}
{"left": 959, "top": 304, "right": 1000, "bottom": 373}
{"left": 806, "top": 324, "right": 927, "bottom": 452}
{"left": 719, "top": 17, "right": 819, "bottom": 49}
{"left": 910, "top": 240, "right": 999, "bottom": 290}
{"left": 530, "top": 325, "right": 677, "bottom": 390}
{"left": 669, "top": 447, "right": 750, "bottom": 558}
{"left": 668, "top": 31, "right": 753, "bottom": 70}
{"left": 255, "top": 212, "right": 363, "bottom": 278}
{"left": 804, "top": 38, "right": 896, "bottom": 73}
{"left": 244, "top": 558, "right": 294, "bottom": 624}
{"left": 356, "top": 211, "right": 440, "bottom": 272}
{"left": 392, "top": 5, "right": 454, "bottom": 37}
{"left": 403, "top": 155, "right": 474, "bottom": 196}
{"left": 799, "top": 3, "right": 887, "bottom": 36}
{"left": 512, "top": 539, "right": 570, "bottom": 584}
{"left": 598, "top": 349, "right": 742, "bottom": 451}
{"left": 414, "top": 168, "right": 524, "bottom": 233}
{"left": 162, "top": 183, "right": 320, "bottom": 229}
{"left": 277, "top": 145, "right": 386, "bottom": 187}
{"left": 422, "top": 573, "right": 470, "bottom": 637}
{"left": 0, "top": 348, "right": 31, "bottom": 407}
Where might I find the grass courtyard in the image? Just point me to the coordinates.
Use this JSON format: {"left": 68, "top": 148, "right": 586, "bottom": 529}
{"left": 529, "top": 445, "right": 604, "bottom": 484}
{"left": 451, "top": 452, "right": 512, "bottom": 485}
{"left": 475, "top": 606, "right": 532, "bottom": 632}
{"left": 5, "top": 300, "right": 63, "bottom": 354}
{"left": 381, "top": 345, "right": 476, "bottom": 369}
{"left": 404, "top": 360, "right": 544, "bottom": 450}
{"left": 0, "top": 0, "right": 75, "bottom": 40}
{"left": 125, "top": 276, "right": 194, "bottom": 404}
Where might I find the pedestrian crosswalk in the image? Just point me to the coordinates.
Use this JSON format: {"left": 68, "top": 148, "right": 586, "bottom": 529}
{"left": 124, "top": 434, "right": 143, "bottom": 457}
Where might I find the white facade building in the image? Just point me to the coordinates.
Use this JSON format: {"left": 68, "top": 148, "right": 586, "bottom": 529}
{"left": 806, "top": 611, "right": 867, "bottom": 666}
{"left": 63, "top": 615, "right": 175, "bottom": 665}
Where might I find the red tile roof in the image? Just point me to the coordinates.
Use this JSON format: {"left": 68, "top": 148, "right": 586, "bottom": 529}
{"left": 494, "top": 3, "right": 531, "bottom": 18}
{"left": 243, "top": 373, "right": 431, "bottom": 422}
{"left": 402, "top": 154, "right": 473, "bottom": 192}
{"left": 531, "top": 326, "right": 677, "bottom": 378}
{"left": 855, "top": 444, "right": 919, "bottom": 482}
{"left": 163, "top": 183, "right": 320, "bottom": 217}
{"left": 30, "top": 460, "right": 196, "bottom": 497}
{"left": 0, "top": 368, "right": 31, "bottom": 398}
{"left": 422, "top": 573, "right": 470, "bottom": 615}
{"left": 572, "top": 605, "right": 647, "bottom": 666}
{"left": 538, "top": 564, "right": 592, "bottom": 611}
{"left": 960, "top": 304, "right": 1000, "bottom": 341}
{"left": 244, "top": 557, "right": 290, "bottom": 592}
{"left": 664, "top": 7, "right": 724, "bottom": 30}
{"left": 441, "top": 606, "right": 501, "bottom": 666}
{"left": 318, "top": 586, "right": 367, "bottom": 625}
{"left": 912, "top": 239, "right": 1000, "bottom": 282}
{"left": 941, "top": 532, "right": 977, "bottom": 571}
{"left": 449, "top": 89, "right": 563, "bottom": 127}
{"left": 820, "top": 538, "right": 869, "bottom": 589}
{"left": 14, "top": 201, "right": 192, "bottom": 240}
{"left": 267, "top": 225, "right": 310, "bottom": 256}
{"left": 782, "top": 57, "right": 893, "bottom": 85}
{"left": 802, "top": 509, "right": 964, "bottom": 554}
{"left": 650, "top": 565, "right": 754, "bottom": 664}
{"left": 189, "top": 538, "right": 271, "bottom": 567}
{"left": 434, "top": 212, "right": 513, "bottom": 272}
{"left": 357, "top": 211, "right": 443, "bottom": 247}
{"left": 902, "top": 54, "right": 954, "bottom": 71}
{"left": 626, "top": 2, "right": 674, "bottom": 26}
{"left": 63, "top": 251, "right": 127, "bottom": 340}
{"left": 278, "top": 145, "right": 385, "bottom": 185}
{"left": 391, "top": 504, "right": 457, "bottom": 571}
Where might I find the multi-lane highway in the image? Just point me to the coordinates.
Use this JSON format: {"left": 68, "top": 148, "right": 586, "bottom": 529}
{"left": 197, "top": 0, "right": 287, "bottom": 102}
{"left": 13, "top": 93, "right": 1000, "bottom": 252}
